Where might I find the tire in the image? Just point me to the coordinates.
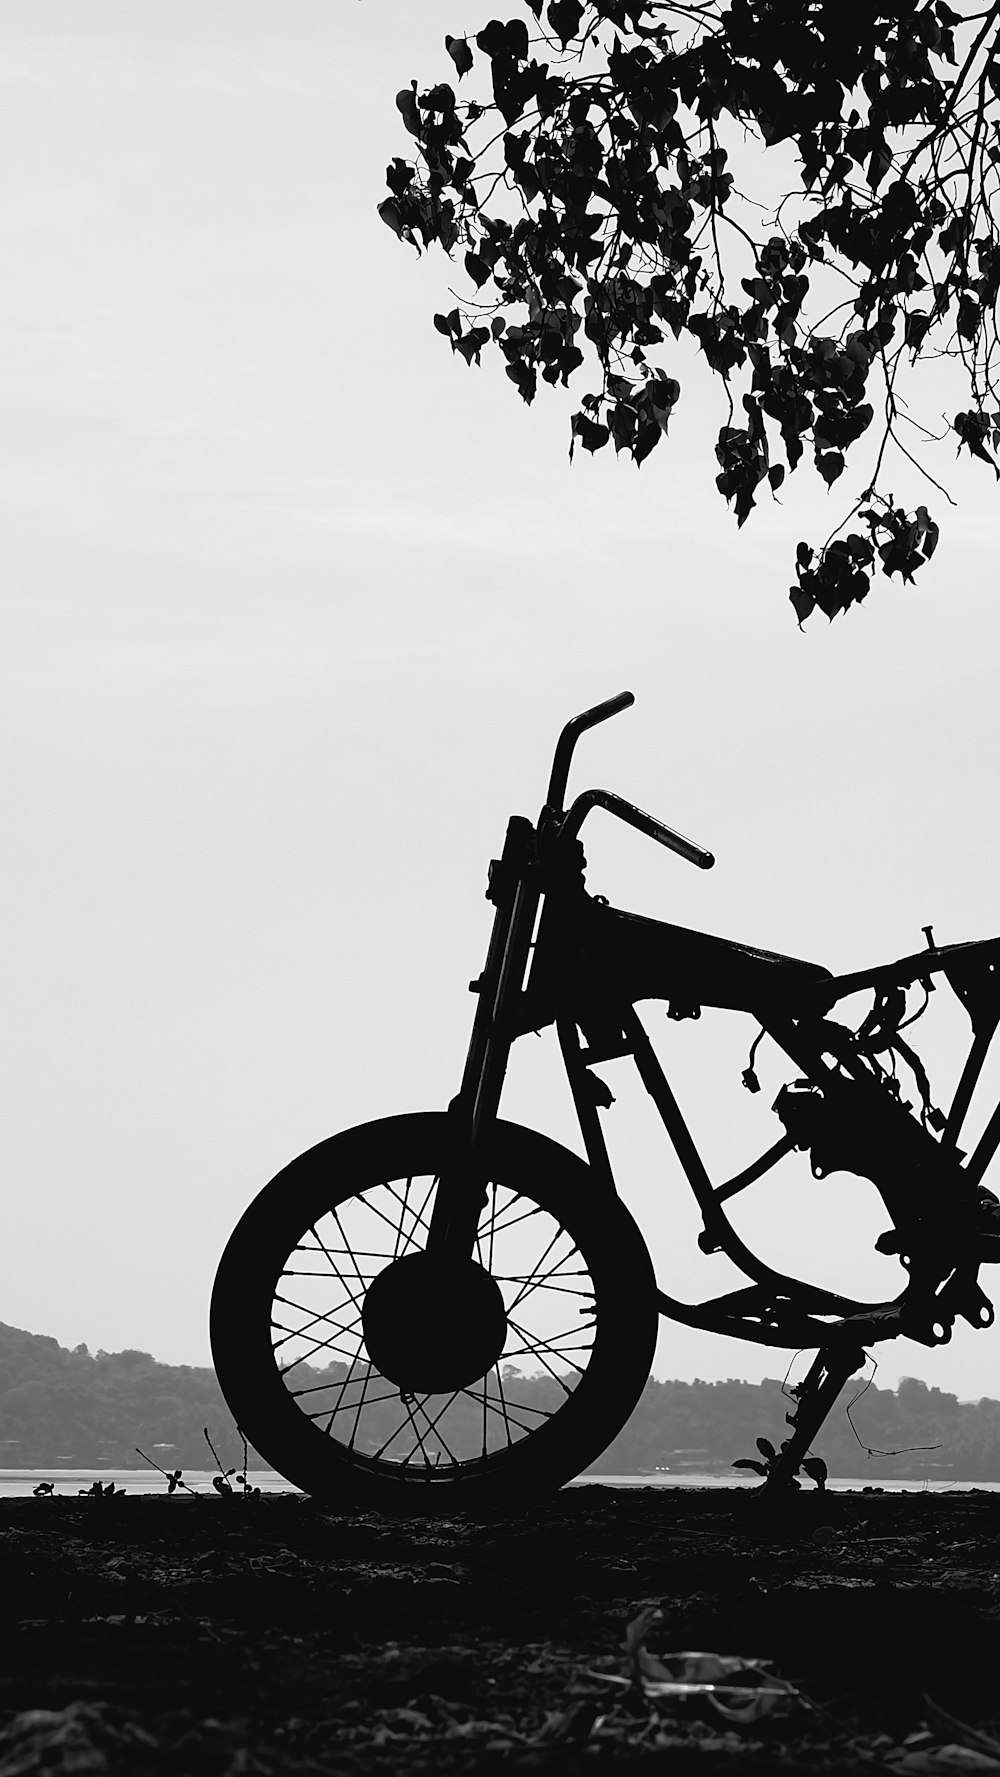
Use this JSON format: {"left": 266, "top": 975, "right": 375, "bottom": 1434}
{"left": 210, "top": 1112, "right": 658, "bottom": 1506}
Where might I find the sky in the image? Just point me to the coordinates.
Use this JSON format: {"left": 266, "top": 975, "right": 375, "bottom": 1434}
{"left": 3, "top": 2, "right": 1000, "bottom": 1406}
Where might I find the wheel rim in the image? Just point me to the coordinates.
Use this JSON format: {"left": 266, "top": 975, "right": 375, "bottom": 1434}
{"left": 267, "top": 1169, "right": 601, "bottom": 1481}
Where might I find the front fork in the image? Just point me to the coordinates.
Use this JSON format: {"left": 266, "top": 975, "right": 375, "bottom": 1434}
{"left": 427, "top": 816, "right": 542, "bottom": 1260}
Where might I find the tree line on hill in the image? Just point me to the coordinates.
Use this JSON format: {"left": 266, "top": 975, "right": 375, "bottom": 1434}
{"left": 1, "top": 1320, "right": 999, "bottom": 1482}
{"left": 0, "top": 1322, "right": 258, "bottom": 1474}
{"left": 594, "top": 1371, "right": 1000, "bottom": 1483}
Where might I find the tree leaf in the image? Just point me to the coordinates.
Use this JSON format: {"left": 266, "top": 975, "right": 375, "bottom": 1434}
{"left": 445, "top": 34, "right": 473, "bottom": 78}
{"left": 505, "top": 360, "right": 537, "bottom": 403}
{"left": 632, "top": 420, "right": 661, "bottom": 464}
{"left": 815, "top": 449, "right": 845, "bottom": 485}
{"left": 548, "top": 0, "right": 584, "bottom": 48}
{"left": 801, "top": 1455, "right": 828, "bottom": 1489}
{"left": 644, "top": 376, "right": 681, "bottom": 431}
{"left": 476, "top": 18, "right": 529, "bottom": 61}
{"left": 464, "top": 251, "right": 492, "bottom": 288}
{"left": 915, "top": 505, "right": 940, "bottom": 556}
{"left": 453, "top": 325, "right": 490, "bottom": 365}
{"left": 789, "top": 584, "right": 815, "bottom": 624}
{"left": 954, "top": 411, "right": 1000, "bottom": 477}
{"left": 569, "top": 411, "right": 610, "bottom": 457}
{"left": 867, "top": 141, "right": 893, "bottom": 190}
{"left": 377, "top": 198, "right": 418, "bottom": 251}
{"left": 395, "top": 85, "right": 421, "bottom": 138}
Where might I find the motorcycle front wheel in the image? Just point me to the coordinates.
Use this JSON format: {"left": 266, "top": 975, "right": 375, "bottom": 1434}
{"left": 210, "top": 1112, "right": 658, "bottom": 1506}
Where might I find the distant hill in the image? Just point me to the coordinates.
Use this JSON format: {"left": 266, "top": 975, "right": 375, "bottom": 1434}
{"left": 0, "top": 1322, "right": 257, "bottom": 1471}
{"left": 592, "top": 1372, "right": 1000, "bottom": 1482}
{"left": 1, "top": 1321, "right": 999, "bottom": 1481}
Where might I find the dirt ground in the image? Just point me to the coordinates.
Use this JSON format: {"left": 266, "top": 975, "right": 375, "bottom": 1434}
{"left": 2, "top": 1486, "right": 1000, "bottom": 1774}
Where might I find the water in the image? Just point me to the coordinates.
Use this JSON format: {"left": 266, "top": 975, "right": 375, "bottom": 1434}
{"left": 577, "top": 1473, "right": 1000, "bottom": 1493}
{"left": 1, "top": 1468, "right": 998, "bottom": 1498}
{"left": 0, "top": 1469, "right": 294, "bottom": 1498}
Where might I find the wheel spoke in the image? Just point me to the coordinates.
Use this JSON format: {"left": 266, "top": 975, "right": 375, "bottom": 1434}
{"left": 503, "top": 1224, "right": 566, "bottom": 1315}
{"left": 495, "top": 1274, "right": 593, "bottom": 1299}
{"left": 480, "top": 1200, "right": 547, "bottom": 1238}
{"left": 331, "top": 1207, "right": 373, "bottom": 1295}
{"left": 503, "top": 1337, "right": 593, "bottom": 1364}
{"left": 290, "top": 1244, "right": 404, "bottom": 1266}
{"left": 510, "top": 1314, "right": 592, "bottom": 1354}
{"left": 396, "top": 1396, "right": 436, "bottom": 1467}
{"left": 372, "top": 1393, "right": 456, "bottom": 1465}
{"left": 272, "top": 1301, "right": 363, "bottom": 1357}
{"left": 480, "top": 1362, "right": 488, "bottom": 1456}
{"left": 334, "top": 1386, "right": 406, "bottom": 1409}
{"left": 308, "top": 1350, "right": 371, "bottom": 1430}
{"left": 346, "top": 1365, "right": 377, "bottom": 1448}
{"left": 506, "top": 1315, "right": 584, "bottom": 1387}
{"left": 462, "top": 1380, "right": 552, "bottom": 1438}
{"left": 382, "top": 1174, "right": 435, "bottom": 1253}
{"left": 389, "top": 1175, "right": 412, "bottom": 1259}
{"left": 305, "top": 1219, "right": 344, "bottom": 1276}
{"left": 273, "top": 1325, "right": 361, "bottom": 1371}
{"left": 273, "top": 1294, "right": 363, "bottom": 1344}
{"left": 354, "top": 1189, "right": 431, "bottom": 1252}
{"left": 407, "top": 1394, "right": 461, "bottom": 1466}
{"left": 487, "top": 1182, "right": 498, "bottom": 1273}
{"left": 293, "top": 1226, "right": 379, "bottom": 1297}
{"left": 284, "top": 1263, "right": 379, "bottom": 1279}
{"left": 493, "top": 1364, "right": 515, "bottom": 1449}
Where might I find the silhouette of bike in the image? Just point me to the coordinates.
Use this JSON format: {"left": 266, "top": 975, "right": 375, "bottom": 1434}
{"left": 211, "top": 693, "right": 1000, "bottom": 1501}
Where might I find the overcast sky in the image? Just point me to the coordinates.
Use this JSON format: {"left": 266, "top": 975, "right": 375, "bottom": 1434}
{"left": 3, "top": 2, "right": 1000, "bottom": 1409}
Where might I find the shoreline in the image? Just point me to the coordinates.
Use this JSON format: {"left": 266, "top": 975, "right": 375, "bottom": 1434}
{"left": 2, "top": 1465, "right": 1000, "bottom": 1499}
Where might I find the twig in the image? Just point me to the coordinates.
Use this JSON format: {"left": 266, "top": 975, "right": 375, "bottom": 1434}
{"left": 134, "top": 1447, "right": 199, "bottom": 1496}
{"left": 203, "top": 1425, "right": 233, "bottom": 1489}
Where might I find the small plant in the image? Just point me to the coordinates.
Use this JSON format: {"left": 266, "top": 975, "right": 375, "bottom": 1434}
{"left": 31, "top": 1481, "right": 56, "bottom": 1497}
{"left": 733, "top": 1437, "right": 827, "bottom": 1491}
{"left": 135, "top": 1448, "right": 198, "bottom": 1495}
{"left": 134, "top": 1428, "right": 262, "bottom": 1497}
{"left": 204, "top": 1426, "right": 260, "bottom": 1499}
{"left": 77, "top": 1479, "right": 123, "bottom": 1498}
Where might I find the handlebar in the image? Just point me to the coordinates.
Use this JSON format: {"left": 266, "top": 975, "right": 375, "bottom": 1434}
{"left": 562, "top": 787, "right": 715, "bottom": 869}
{"left": 544, "top": 691, "right": 634, "bottom": 814}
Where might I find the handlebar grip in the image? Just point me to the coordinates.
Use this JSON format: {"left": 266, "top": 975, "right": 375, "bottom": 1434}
{"left": 563, "top": 788, "right": 715, "bottom": 869}
{"left": 580, "top": 691, "right": 635, "bottom": 725}
{"left": 545, "top": 692, "right": 634, "bottom": 813}
{"left": 654, "top": 826, "right": 715, "bottom": 870}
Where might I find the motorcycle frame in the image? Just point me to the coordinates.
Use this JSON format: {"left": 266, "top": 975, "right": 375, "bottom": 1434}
{"left": 434, "top": 694, "right": 1000, "bottom": 1363}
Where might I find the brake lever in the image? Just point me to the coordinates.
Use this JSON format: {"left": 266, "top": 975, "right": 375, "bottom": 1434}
{"left": 562, "top": 788, "right": 715, "bottom": 869}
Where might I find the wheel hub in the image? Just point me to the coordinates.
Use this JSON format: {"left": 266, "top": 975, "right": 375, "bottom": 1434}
{"left": 362, "top": 1251, "right": 508, "bottom": 1394}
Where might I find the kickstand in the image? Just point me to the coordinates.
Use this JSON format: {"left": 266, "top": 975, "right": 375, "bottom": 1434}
{"left": 762, "top": 1341, "right": 867, "bottom": 1494}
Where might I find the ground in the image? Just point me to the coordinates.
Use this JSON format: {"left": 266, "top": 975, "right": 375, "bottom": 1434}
{"left": 2, "top": 1487, "right": 1000, "bottom": 1774}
